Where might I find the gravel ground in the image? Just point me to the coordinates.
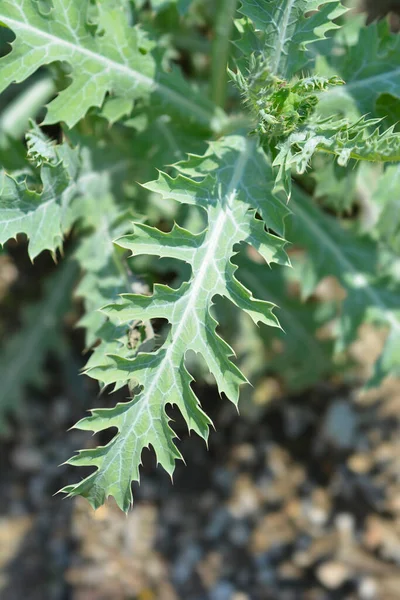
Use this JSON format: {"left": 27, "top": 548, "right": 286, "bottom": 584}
{"left": 1, "top": 373, "right": 400, "bottom": 600}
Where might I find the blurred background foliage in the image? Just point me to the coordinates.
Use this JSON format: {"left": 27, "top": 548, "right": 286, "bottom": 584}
{"left": 1, "top": 0, "right": 400, "bottom": 596}
{"left": 0, "top": 0, "right": 400, "bottom": 427}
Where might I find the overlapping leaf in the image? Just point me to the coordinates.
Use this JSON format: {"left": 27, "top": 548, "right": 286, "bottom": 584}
{"left": 370, "top": 164, "right": 400, "bottom": 254}
{"left": 274, "top": 116, "right": 400, "bottom": 195}
{"left": 322, "top": 20, "right": 400, "bottom": 118}
{"left": 238, "top": 0, "right": 346, "bottom": 78}
{"left": 0, "top": 122, "right": 137, "bottom": 260}
{"left": 0, "top": 259, "right": 78, "bottom": 427}
{"left": 0, "top": 126, "right": 80, "bottom": 259}
{"left": 1, "top": 0, "right": 399, "bottom": 517}
{"left": 61, "top": 135, "right": 290, "bottom": 510}
{"left": 133, "top": 0, "right": 191, "bottom": 14}
{"left": 234, "top": 254, "right": 336, "bottom": 390}
{"left": 0, "top": 0, "right": 221, "bottom": 130}
{"left": 60, "top": 130, "right": 135, "bottom": 347}
{"left": 289, "top": 185, "right": 400, "bottom": 385}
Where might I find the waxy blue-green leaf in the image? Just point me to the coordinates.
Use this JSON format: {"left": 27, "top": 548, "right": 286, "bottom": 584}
{"left": 371, "top": 165, "right": 400, "bottom": 254}
{"left": 0, "top": 123, "right": 134, "bottom": 261}
{"left": 0, "top": 127, "right": 80, "bottom": 259}
{"left": 238, "top": 0, "right": 347, "bottom": 78}
{"left": 0, "top": 0, "right": 222, "bottom": 130}
{"left": 234, "top": 255, "right": 336, "bottom": 390}
{"left": 289, "top": 185, "right": 400, "bottom": 386}
{"left": 274, "top": 116, "right": 400, "bottom": 196}
{"left": 61, "top": 135, "right": 290, "bottom": 511}
{"left": 322, "top": 20, "right": 400, "bottom": 118}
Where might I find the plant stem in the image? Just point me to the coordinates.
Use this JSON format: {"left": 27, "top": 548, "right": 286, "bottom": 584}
{"left": 112, "top": 246, "right": 131, "bottom": 290}
{"left": 0, "top": 76, "right": 55, "bottom": 142}
{"left": 210, "top": 0, "right": 238, "bottom": 108}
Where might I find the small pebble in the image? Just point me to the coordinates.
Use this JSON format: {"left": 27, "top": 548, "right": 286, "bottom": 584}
{"left": 209, "top": 581, "right": 236, "bottom": 600}
{"left": 205, "top": 507, "right": 231, "bottom": 540}
{"left": 228, "top": 520, "right": 250, "bottom": 547}
{"left": 358, "top": 577, "right": 378, "bottom": 600}
{"left": 172, "top": 544, "right": 202, "bottom": 585}
{"left": 316, "top": 561, "right": 350, "bottom": 589}
{"left": 11, "top": 446, "right": 43, "bottom": 472}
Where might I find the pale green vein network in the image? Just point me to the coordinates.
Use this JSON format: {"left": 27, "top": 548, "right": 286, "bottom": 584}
{"left": 239, "top": 0, "right": 346, "bottom": 78}
{"left": 320, "top": 21, "right": 400, "bottom": 117}
{"left": 61, "top": 136, "right": 290, "bottom": 510}
{"left": 268, "top": 0, "right": 296, "bottom": 75}
{"left": 136, "top": 142, "right": 249, "bottom": 394}
{"left": 0, "top": 0, "right": 222, "bottom": 129}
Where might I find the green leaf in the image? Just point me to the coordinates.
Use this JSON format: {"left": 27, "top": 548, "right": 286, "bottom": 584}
{"left": 375, "top": 93, "right": 400, "bottom": 130}
{"left": 0, "top": 0, "right": 222, "bottom": 130}
{"left": 73, "top": 193, "right": 131, "bottom": 348}
{"left": 274, "top": 116, "right": 400, "bottom": 196}
{"left": 322, "top": 20, "right": 400, "bottom": 117}
{"left": 61, "top": 135, "right": 290, "bottom": 511}
{"left": 371, "top": 164, "right": 400, "bottom": 254}
{"left": 62, "top": 130, "right": 135, "bottom": 347}
{"left": 235, "top": 255, "right": 336, "bottom": 390}
{"left": 0, "top": 120, "right": 139, "bottom": 262}
{"left": 312, "top": 155, "right": 357, "bottom": 212}
{"left": 0, "top": 127, "right": 80, "bottom": 259}
{"left": 0, "top": 259, "right": 78, "bottom": 428}
{"left": 288, "top": 185, "right": 400, "bottom": 385}
{"left": 238, "top": 0, "right": 346, "bottom": 78}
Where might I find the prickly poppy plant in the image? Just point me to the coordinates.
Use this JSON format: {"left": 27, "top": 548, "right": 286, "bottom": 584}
{"left": 1, "top": 0, "right": 400, "bottom": 511}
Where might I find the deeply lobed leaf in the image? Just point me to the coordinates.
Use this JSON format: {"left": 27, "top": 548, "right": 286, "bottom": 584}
{"left": 289, "top": 185, "right": 400, "bottom": 386}
{"left": 238, "top": 0, "right": 347, "bottom": 78}
{"left": 61, "top": 135, "right": 290, "bottom": 510}
{"left": 0, "top": 127, "right": 80, "bottom": 259}
{"left": 0, "top": 0, "right": 222, "bottom": 130}
{"left": 321, "top": 19, "right": 400, "bottom": 118}
{"left": 274, "top": 116, "right": 400, "bottom": 196}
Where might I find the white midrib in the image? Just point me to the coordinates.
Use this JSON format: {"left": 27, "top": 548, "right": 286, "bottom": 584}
{"left": 101, "top": 189, "right": 241, "bottom": 485}
{"left": 96, "top": 142, "right": 252, "bottom": 491}
{"left": 271, "top": 0, "right": 295, "bottom": 75}
{"left": 1, "top": 14, "right": 217, "bottom": 128}
{"left": 293, "top": 196, "right": 400, "bottom": 334}
{"left": 118, "top": 141, "right": 253, "bottom": 450}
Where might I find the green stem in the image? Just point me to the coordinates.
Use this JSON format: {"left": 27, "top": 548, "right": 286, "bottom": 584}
{"left": 0, "top": 75, "right": 55, "bottom": 142}
{"left": 112, "top": 246, "right": 131, "bottom": 290}
{"left": 174, "top": 32, "right": 210, "bottom": 55}
{"left": 210, "top": 0, "right": 238, "bottom": 108}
